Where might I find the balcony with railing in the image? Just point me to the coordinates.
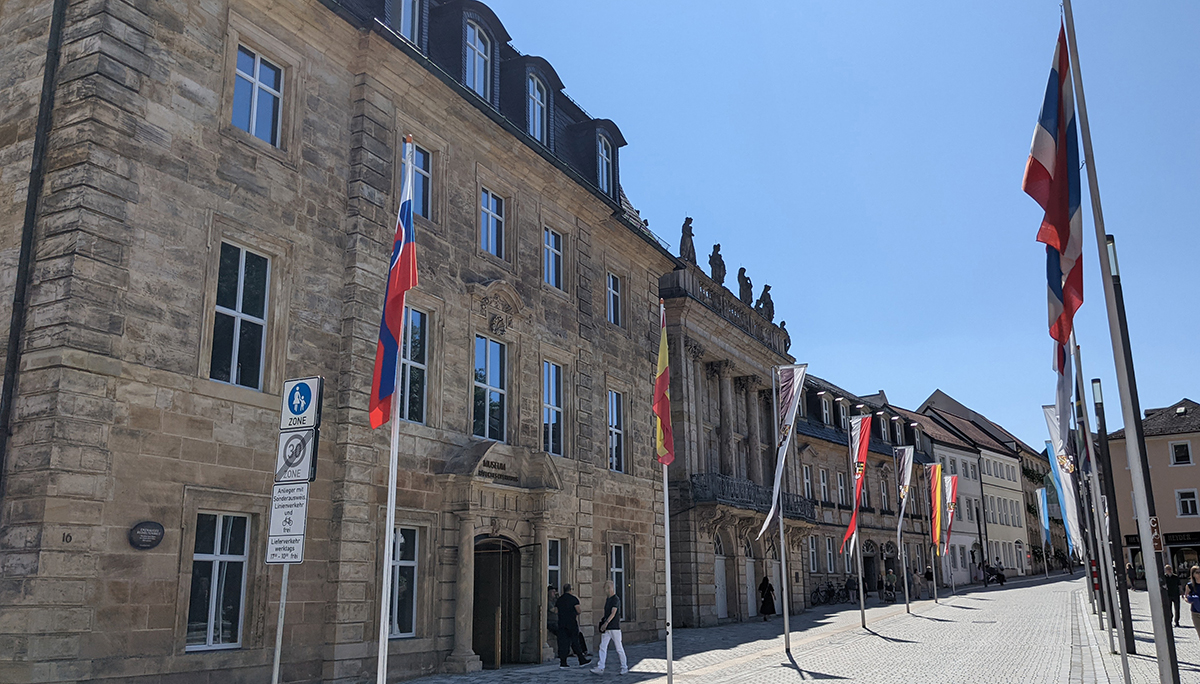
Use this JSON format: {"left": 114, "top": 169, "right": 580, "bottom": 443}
{"left": 686, "top": 472, "right": 816, "bottom": 522}
{"left": 659, "top": 266, "right": 789, "bottom": 357}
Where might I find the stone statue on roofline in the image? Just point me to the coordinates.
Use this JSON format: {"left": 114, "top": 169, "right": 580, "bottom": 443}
{"left": 679, "top": 217, "right": 696, "bottom": 264}
{"left": 708, "top": 244, "right": 726, "bottom": 285}
{"left": 737, "top": 267, "right": 753, "bottom": 305}
{"left": 780, "top": 321, "right": 791, "bottom": 352}
{"left": 754, "top": 284, "right": 775, "bottom": 322}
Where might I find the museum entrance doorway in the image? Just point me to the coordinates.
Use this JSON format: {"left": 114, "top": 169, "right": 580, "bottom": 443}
{"left": 473, "top": 537, "right": 521, "bottom": 669}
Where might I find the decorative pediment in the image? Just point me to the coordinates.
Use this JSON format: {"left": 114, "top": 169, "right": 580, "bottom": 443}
{"left": 469, "top": 280, "right": 524, "bottom": 336}
{"left": 441, "top": 440, "right": 561, "bottom": 491}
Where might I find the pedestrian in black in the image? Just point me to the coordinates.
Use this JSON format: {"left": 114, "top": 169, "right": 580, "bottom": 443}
{"left": 1163, "top": 564, "right": 1182, "bottom": 627}
{"left": 1125, "top": 562, "right": 1137, "bottom": 591}
{"left": 547, "top": 585, "right": 560, "bottom": 650}
{"left": 555, "top": 584, "right": 590, "bottom": 669}
{"left": 758, "top": 576, "right": 776, "bottom": 621}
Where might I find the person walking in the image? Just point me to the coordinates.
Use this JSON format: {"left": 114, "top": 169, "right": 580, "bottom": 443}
{"left": 1125, "top": 562, "right": 1137, "bottom": 591}
{"left": 923, "top": 565, "right": 934, "bottom": 596}
{"left": 1163, "top": 564, "right": 1182, "bottom": 627}
{"left": 590, "top": 580, "right": 628, "bottom": 675}
{"left": 547, "top": 586, "right": 560, "bottom": 657}
{"left": 758, "top": 576, "right": 777, "bottom": 621}
{"left": 1185, "top": 566, "right": 1200, "bottom": 639}
{"left": 555, "top": 584, "right": 590, "bottom": 669}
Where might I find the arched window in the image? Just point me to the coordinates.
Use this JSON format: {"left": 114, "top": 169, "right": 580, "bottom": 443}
{"left": 714, "top": 536, "right": 725, "bottom": 556}
{"left": 527, "top": 74, "right": 547, "bottom": 143}
{"left": 465, "top": 21, "right": 491, "bottom": 99}
{"left": 596, "top": 133, "right": 613, "bottom": 193}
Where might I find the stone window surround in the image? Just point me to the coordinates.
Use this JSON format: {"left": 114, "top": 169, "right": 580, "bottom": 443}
{"left": 604, "top": 529, "right": 637, "bottom": 622}
{"left": 540, "top": 341, "right": 573, "bottom": 458}
{"left": 601, "top": 253, "right": 631, "bottom": 336}
{"left": 221, "top": 11, "right": 304, "bottom": 166}
{"left": 197, "top": 212, "right": 292, "bottom": 396}
{"left": 537, "top": 204, "right": 575, "bottom": 299}
{"left": 398, "top": 290, "right": 445, "bottom": 430}
{"left": 475, "top": 162, "right": 519, "bottom": 270}
{"left": 1176, "top": 489, "right": 1199, "bottom": 518}
{"left": 1169, "top": 440, "right": 1193, "bottom": 467}
{"left": 174, "top": 486, "right": 270, "bottom": 656}
{"left": 605, "top": 374, "right": 635, "bottom": 476}
{"left": 468, "top": 305, "right": 520, "bottom": 444}
{"left": 394, "top": 113, "right": 449, "bottom": 228}
{"left": 377, "top": 507, "right": 439, "bottom": 649}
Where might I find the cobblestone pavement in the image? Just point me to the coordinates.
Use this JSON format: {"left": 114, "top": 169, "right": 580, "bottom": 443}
{"left": 1090, "top": 581, "right": 1200, "bottom": 683}
{"left": 403, "top": 575, "right": 1176, "bottom": 683}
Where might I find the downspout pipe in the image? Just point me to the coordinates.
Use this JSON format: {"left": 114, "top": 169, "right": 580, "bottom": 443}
{"left": 0, "top": 0, "right": 71, "bottom": 497}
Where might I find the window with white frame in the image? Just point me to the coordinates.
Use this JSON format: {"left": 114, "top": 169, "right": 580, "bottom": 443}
{"left": 399, "top": 307, "right": 427, "bottom": 423}
{"left": 894, "top": 421, "right": 903, "bottom": 444}
{"left": 820, "top": 468, "right": 829, "bottom": 502}
{"left": 465, "top": 21, "right": 491, "bottom": 99}
{"left": 821, "top": 397, "right": 831, "bottom": 425}
{"left": 808, "top": 536, "right": 817, "bottom": 570}
{"left": 960, "top": 545, "right": 967, "bottom": 571}
{"left": 606, "top": 273, "right": 621, "bottom": 326}
{"left": 210, "top": 242, "right": 269, "bottom": 390}
{"left": 803, "top": 465, "right": 812, "bottom": 499}
{"left": 388, "top": 0, "right": 421, "bottom": 42}
{"left": 844, "top": 545, "right": 852, "bottom": 573}
{"left": 389, "top": 527, "right": 418, "bottom": 637}
{"left": 1177, "top": 490, "right": 1199, "bottom": 517}
{"left": 527, "top": 74, "right": 547, "bottom": 143}
{"left": 597, "top": 133, "right": 613, "bottom": 194}
{"left": 186, "top": 513, "right": 250, "bottom": 650}
{"left": 839, "top": 404, "right": 848, "bottom": 430}
{"left": 826, "top": 536, "right": 835, "bottom": 572}
{"left": 966, "top": 500, "right": 974, "bottom": 522}
{"left": 473, "top": 336, "right": 506, "bottom": 441}
{"left": 949, "top": 459, "right": 957, "bottom": 475}
{"left": 837, "top": 472, "right": 847, "bottom": 505}
{"left": 608, "top": 390, "right": 625, "bottom": 473}
{"left": 970, "top": 463, "right": 978, "bottom": 480}
{"left": 479, "top": 187, "right": 504, "bottom": 258}
{"left": 1171, "top": 441, "right": 1193, "bottom": 466}
{"left": 880, "top": 416, "right": 889, "bottom": 443}
{"left": 543, "top": 228, "right": 563, "bottom": 289}
{"left": 861, "top": 472, "right": 870, "bottom": 508}
{"left": 610, "top": 544, "right": 629, "bottom": 618}
{"left": 232, "top": 46, "right": 282, "bottom": 146}
{"left": 881, "top": 478, "right": 889, "bottom": 511}
{"left": 402, "top": 143, "right": 432, "bottom": 219}
{"left": 542, "top": 361, "right": 563, "bottom": 455}
{"left": 548, "top": 539, "right": 562, "bottom": 591}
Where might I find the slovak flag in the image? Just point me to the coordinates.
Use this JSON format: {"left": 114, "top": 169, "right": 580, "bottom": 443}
{"left": 369, "top": 137, "right": 419, "bottom": 429}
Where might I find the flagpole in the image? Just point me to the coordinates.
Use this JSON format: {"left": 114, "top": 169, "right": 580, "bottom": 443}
{"left": 849, "top": 420, "right": 865, "bottom": 628}
{"left": 1059, "top": 3, "right": 1176, "bottom": 681}
{"left": 376, "top": 363, "right": 402, "bottom": 684}
{"left": 662, "top": 462, "right": 674, "bottom": 684}
{"left": 895, "top": 448, "right": 911, "bottom": 614}
{"left": 773, "top": 367, "right": 791, "bottom": 653}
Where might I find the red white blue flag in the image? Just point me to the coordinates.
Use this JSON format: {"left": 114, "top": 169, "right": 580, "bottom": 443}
{"left": 369, "top": 137, "right": 419, "bottom": 429}
{"left": 1023, "top": 25, "right": 1081, "bottom": 449}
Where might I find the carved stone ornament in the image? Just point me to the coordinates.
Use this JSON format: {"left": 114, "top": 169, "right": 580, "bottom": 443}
{"left": 489, "top": 313, "right": 507, "bottom": 336}
{"left": 684, "top": 337, "right": 706, "bottom": 361}
{"left": 735, "top": 375, "right": 762, "bottom": 393}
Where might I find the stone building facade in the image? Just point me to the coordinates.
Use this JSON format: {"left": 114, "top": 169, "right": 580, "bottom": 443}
{"left": 0, "top": 0, "right": 678, "bottom": 682}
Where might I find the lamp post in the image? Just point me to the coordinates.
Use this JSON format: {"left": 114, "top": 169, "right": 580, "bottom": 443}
{"left": 1093, "top": 379, "right": 1136, "bottom": 653}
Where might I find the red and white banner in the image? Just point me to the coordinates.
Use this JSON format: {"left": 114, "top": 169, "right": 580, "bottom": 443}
{"left": 757, "top": 364, "right": 807, "bottom": 539}
{"left": 840, "top": 415, "right": 872, "bottom": 553}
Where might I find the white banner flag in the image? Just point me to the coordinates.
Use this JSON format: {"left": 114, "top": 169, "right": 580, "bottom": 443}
{"left": 1043, "top": 405, "right": 1084, "bottom": 556}
{"left": 758, "top": 364, "right": 808, "bottom": 539}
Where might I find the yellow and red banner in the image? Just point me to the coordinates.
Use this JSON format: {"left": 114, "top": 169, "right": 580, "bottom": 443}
{"left": 928, "top": 464, "right": 943, "bottom": 553}
{"left": 840, "top": 415, "right": 872, "bottom": 553}
{"left": 653, "top": 300, "right": 674, "bottom": 466}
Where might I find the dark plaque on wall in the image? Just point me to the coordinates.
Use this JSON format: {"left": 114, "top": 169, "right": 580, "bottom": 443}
{"left": 128, "top": 521, "right": 165, "bottom": 550}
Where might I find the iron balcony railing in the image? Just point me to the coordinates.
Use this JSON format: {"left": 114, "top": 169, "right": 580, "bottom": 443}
{"left": 687, "top": 472, "right": 816, "bottom": 522}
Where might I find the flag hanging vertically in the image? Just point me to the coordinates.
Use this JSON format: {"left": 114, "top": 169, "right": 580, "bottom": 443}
{"left": 369, "top": 137, "right": 420, "bottom": 429}
{"left": 1024, "top": 25, "right": 1083, "bottom": 454}
{"left": 840, "top": 415, "right": 872, "bottom": 553}
{"left": 894, "top": 445, "right": 915, "bottom": 533}
{"left": 1043, "top": 409, "right": 1084, "bottom": 556}
{"left": 757, "top": 364, "right": 808, "bottom": 539}
{"left": 1037, "top": 487, "right": 1051, "bottom": 546}
{"left": 928, "top": 463, "right": 944, "bottom": 553}
{"left": 942, "top": 475, "right": 959, "bottom": 555}
{"left": 653, "top": 300, "right": 674, "bottom": 466}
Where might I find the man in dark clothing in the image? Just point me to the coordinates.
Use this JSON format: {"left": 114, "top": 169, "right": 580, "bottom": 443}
{"left": 1163, "top": 564, "right": 1182, "bottom": 627}
{"left": 555, "top": 584, "right": 590, "bottom": 669}
{"left": 547, "top": 586, "right": 559, "bottom": 652}
{"left": 590, "top": 580, "right": 628, "bottom": 674}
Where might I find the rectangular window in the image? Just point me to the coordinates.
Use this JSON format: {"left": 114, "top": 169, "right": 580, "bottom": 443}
{"left": 548, "top": 539, "right": 562, "bottom": 591}
{"left": 608, "top": 390, "right": 625, "bottom": 473}
{"left": 970, "top": 463, "right": 978, "bottom": 480}
{"left": 986, "top": 460, "right": 993, "bottom": 476}
{"left": 803, "top": 465, "right": 812, "bottom": 499}
{"left": 388, "top": 0, "right": 420, "bottom": 42}
{"left": 966, "top": 501, "right": 974, "bottom": 523}
{"left": 844, "top": 546, "right": 853, "bottom": 574}
{"left": 821, "top": 397, "right": 831, "bottom": 425}
{"left": 881, "top": 479, "right": 889, "bottom": 511}
{"left": 1172, "top": 442, "right": 1193, "bottom": 466}
{"left": 597, "top": 134, "right": 613, "bottom": 194}
{"left": 543, "top": 228, "right": 563, "bottom": 289}
{"left": 473, "top": 336, "right": 506, "bottom": 441}
{"left": 606, "top": 273, "right": 622, "bottom": 326}
{"left": 232, "top": 46, "right": 282, "bottom": 146}
{"left": 960, "top": 545, "right": 967, "bottom": 571}
{"left": 894, "top": 422, "right": 903, "bottom": 444}
{"left": 826, "top": 537, "right": 835, "bottom": 573}
{"left": 186, "top": 513, "right": 250, "bottom": 650}
{"left": 820, "top": 469, "right": 829, "bottom": 502}
{"left": 210, "top": 242, "right": 269, "bottom": 390}
{"left": 862, "top": 474, "right": 871, "bottom": 508}
{"left": 610, "top": 544, "right": 628, "bottom": 618}
{"left": 389, "top": 527, "right": 418, "bottom": 637}
{"left": 1177, "top": 490, "right": 1199, "bottom": 517}
{"left": 542, "top": 361, "right": 563, "bottom": 456}
{"left": 880, "top": 417, "right": 889, "bottom": 443}
{"left": 949, "top": 459, "right": 958, "bottom": 475}
{"left": 839, "top": 404, "right": 848, "bottom": 431}
{"left": 399, "top": 307, "right": 427, "bottom": 423}
{"left": 402, "top": 144, "right": 432, "bottom": 219}
{"left": 808, "top": 536, "right": 817, "bottom": 571}
{"left": 951, "top": 547, "right": 958, "bottom": 569}
{"left": 989, "top": 496, "right": 997, "bottom": 524}
{"left": 837, "top": 472, "right": 847, "bottom": 505}
{"left": 479, "top": 187, "right": 504, "bottom": 258}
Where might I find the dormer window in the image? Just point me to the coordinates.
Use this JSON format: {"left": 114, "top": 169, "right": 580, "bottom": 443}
{"left": 597, "top": 133, "right": 613, "bottom": 193}
{"left": 465, "top": 21, "right": 491, "bottom": 99}
{"left": 389, "top": 0, "right": 420, "bottom": 43}
{"left": 528, "top": 74, "right": 547, "bottom": 143}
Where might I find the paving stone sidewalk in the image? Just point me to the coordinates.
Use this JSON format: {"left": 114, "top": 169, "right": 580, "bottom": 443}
{"left": 402, "top": 575, "right": 1118, "bottom": 683}
{"left": 1089, "top": 583, "right": 1200, "bottom": 683}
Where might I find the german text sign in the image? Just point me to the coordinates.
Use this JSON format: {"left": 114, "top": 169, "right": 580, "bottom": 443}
{"left": 266, "top": 482, "right": 309, "bottom": 564}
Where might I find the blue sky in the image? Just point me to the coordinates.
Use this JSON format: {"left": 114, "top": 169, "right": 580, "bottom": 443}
{"left": 484, "top": 0, "right": 1200, "bottom": 447}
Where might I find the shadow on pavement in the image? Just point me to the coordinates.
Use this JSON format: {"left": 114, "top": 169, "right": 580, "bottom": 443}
{"left": 863, "top": 628, "right": 917, "bottom": 644}
{"left": 911, "top": 614, "right": 954, "bottom": 623}
{"left": 784, "top": 651, "right": 849, "bottom": 679}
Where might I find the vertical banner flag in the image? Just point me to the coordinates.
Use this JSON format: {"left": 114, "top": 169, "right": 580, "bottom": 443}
{"left": 369, "top": 138, "right": 420, "bottom": 429}
{"left": 894, "top": 446, "right": 915, "bottom": 533}
{"left": 653, "top": 300, "right": 674, "bottom": 466}
{"left": 757, "top": 364, "right": 808, "bottom": 539}
{"left": 840, "top": 415, "right": 872, "bottom": 553}
{"left": 1023, "top": 25, "right": 1082, "bottom": 455}
{"left": 1043, "top": 407, "right": 1083, "bottom": 555}
{"left": 942, "top": 475, "right": 959, "bottom": 555}
{"left": 928, "top": 464, "right": 944, "bottom": 553}
{"left": 1037, "top": 487, "right": 1051, "bottom": 546}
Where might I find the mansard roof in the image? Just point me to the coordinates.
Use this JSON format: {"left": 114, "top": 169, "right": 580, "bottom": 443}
{"left": 1109, "top": 398, "right": 1200, "bottom": 440}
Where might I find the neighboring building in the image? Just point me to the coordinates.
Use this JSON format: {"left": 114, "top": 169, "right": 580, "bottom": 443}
{"left": 1108, "top": 398, "right": 1200, "bottom": 577}
{"left": 661, "top": 262, "right": 815, "bottom": 627}
{"left": 0, "top": 1, "right": 679, "bottom": 682}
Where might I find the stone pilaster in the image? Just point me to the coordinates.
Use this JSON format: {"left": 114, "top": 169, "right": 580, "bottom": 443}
{"left": 737, "top": 376, "right": 763, "bottom": 485}
{"left": 708, "top": 361, "right": 735, "bottom": 477}
{"left": 444, "top": 513, "right": 481, "bottom": 673}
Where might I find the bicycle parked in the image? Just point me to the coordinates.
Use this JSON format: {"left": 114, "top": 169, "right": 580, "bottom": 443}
{"left": 810, "top": 581, "right": 853, "bottom": 605}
